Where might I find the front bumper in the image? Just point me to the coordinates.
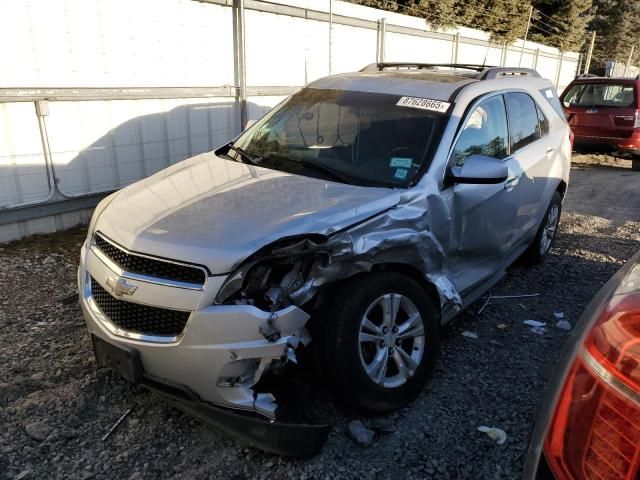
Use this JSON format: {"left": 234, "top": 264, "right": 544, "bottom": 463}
{"left": 79, "top": 240, "right": 329, "bottom": 454}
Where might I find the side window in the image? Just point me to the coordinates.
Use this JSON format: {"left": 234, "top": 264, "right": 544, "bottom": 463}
{"left": 452, "top": 95, "right": 508, "bottom": 167}
{"left": 505, "top": 92, "right": 542, "bottom": 151}
{"left": 536, "top": 104, "right": 549, "bottom": 137}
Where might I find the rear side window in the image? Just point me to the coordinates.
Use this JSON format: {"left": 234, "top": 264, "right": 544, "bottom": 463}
{"left": 505, "top": 92, "right": 542, "bottom": 152}
{"left": 562, "top": 83, "right": 637, "bottom": 108}
{"left": 540, "top": 87, "right": 564, "bottom": 119}
{"left": 536, "top": 105, "right": 549, "bottom": 136}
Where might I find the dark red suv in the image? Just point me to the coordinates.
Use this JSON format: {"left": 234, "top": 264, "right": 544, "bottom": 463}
{"left": 560, "top": 76, "right": 640, "bottom": 170}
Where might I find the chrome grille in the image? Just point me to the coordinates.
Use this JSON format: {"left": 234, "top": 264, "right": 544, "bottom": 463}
{"left": 90, "top": 277, "right": 190, "bottom": 337}
{"left": 93, "top": 234, "right": 206, "bottom": 285}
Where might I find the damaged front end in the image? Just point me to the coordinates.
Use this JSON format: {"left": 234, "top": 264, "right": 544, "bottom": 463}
{"left": 209, "top": 191, "right": 464, "bottom": 431}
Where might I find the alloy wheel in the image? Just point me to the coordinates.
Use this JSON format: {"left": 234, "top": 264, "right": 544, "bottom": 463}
{"left": 540, "top": 204, "right": 560, "bottom": 255}
{"left": 358, "top": 293, "right": 425, "bottom": 388}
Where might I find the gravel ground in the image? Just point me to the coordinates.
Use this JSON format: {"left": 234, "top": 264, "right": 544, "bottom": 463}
{"left": 1, "top": 154, "right": 639, "bottom": 480}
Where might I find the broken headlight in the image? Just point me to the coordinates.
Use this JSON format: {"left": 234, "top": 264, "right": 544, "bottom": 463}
{"left": 215, "top": 236, "right": 330, "bottom": 310}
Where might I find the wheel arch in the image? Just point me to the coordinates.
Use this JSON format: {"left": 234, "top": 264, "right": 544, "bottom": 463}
{"left": 556, "top": 179, "right": 568, "bottom": 198}
{"left": 369, "top": 263, "right": 442, "bottom": 309}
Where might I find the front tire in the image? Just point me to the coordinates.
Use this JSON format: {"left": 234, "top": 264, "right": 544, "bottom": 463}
{"left": 522, "top": 191, "right": 562, "bottom": 265}
{"left": 632, "top": 156, "right": 640, "bottom": 171}
{"left": 321, "top": 273, "right": 439, "bottom": 413}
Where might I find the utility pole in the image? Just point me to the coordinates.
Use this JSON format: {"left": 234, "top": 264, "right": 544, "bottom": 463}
{"left": 623, "top": 45, "right": 635, "bottom": 77}
{"left": 584, "top": 31, "right": 596, "bottom": 75}
{"left": 519, "top": 6, "right": 534, "bottom": 67}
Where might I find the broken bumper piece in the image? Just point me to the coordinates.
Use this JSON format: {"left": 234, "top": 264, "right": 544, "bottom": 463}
{"left": 142, "top": 375, "right": 331, "bottom": 457}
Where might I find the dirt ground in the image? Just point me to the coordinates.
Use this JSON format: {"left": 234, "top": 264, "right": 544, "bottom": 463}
{"left": 1, "top": 154, "right": 639, "bottom": 480}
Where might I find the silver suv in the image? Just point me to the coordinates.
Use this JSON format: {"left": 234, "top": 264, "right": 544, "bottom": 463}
{"left": 79, "top": 63, "right": 571, "bottom": 455}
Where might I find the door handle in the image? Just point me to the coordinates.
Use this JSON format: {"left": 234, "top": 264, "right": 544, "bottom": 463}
{"left": 545, "top": 147, "right": 554, "bottom": 156}
{"left": 504, "top": 175, "right": 521, "bottom": 190}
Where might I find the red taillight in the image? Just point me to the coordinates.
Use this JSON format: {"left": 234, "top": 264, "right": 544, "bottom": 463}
{"left": 544, "top": 292, "right": 640, "bottom": 480}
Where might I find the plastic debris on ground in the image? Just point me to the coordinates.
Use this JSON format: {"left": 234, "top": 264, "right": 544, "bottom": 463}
{"left": 523, "top": 320, "right": 546, "bottom": 328}
{"left": 477, "top": 426, "right": 507, "bottom": 445}
{"left": 347, "top": 420, "right": 376, "bottom": 447}
{"left": 530, "top": 326, "right": 546, "bottom": 335}
{"left": 462, "top": 331, "right": 479, "bottom": 339}
{"left": 496, "top": 323, "right": 507, "bottom": 331}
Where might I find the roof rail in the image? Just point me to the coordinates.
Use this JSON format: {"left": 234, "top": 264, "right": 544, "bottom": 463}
{"left": 361, "top": 63, "right": 493, "bottom": 73}
{"left": 479, "top": 67, "right": 541, "bottom": 80}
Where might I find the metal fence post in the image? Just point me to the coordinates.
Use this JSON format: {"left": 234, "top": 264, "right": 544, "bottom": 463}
{"left": 376, "top": 18, "right": 386, "bottom": 64}
{"left": 328, "top": 0, "right": 333, "bottom": 74}
{"left": 451, "top": 33, "right": 459, "bottom": 64}
{"left": 534, "top": 48, "right": 540, "bottom": 70}
{"left": 233, "top": 0, "right": 247, "bottom": 130}
{"left": 576, "top": 53, "right": 584, "bottom": 77}
{"left": 500, "top": 43, "right": 508, "bottom": 67}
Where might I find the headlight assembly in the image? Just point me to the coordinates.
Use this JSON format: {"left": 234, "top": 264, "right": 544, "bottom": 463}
{"left": 214, "top": 236, "right": 330, "bottom": 310}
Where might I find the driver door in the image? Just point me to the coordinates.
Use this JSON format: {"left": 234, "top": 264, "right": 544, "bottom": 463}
{"left": 441, "top": 94, "right": 522, "bottom": 294}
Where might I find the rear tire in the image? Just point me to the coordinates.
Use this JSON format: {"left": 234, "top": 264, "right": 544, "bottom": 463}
{"left": 320, "top": 273, "right": 439, "bottom": 413}
{"left": 522, "top": 191, "right": 562, "bottom": 265}
{"left": 632, "top": 157, "right": 640, "bottom": 171}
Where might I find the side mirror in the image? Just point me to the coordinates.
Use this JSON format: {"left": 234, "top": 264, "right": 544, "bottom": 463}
{"left": 448, "top": 154, "right": 508, "bottom": 184}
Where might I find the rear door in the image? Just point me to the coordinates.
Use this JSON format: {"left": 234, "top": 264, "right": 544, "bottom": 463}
{"left": 504, "top": 91, "right": 556, "bottom": 243}
{"left": 561, "top": 82, "right": 638, "bottom": 140}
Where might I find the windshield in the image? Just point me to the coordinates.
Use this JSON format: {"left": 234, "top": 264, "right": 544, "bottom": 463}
{"left": 228, "top": 88, "right": 449, "bottom": 187}
{"left": 562, "top": 83, "right": 637, "bottom": 108}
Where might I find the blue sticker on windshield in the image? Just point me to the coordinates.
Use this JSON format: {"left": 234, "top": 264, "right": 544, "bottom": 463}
{"left": 394, "top": 168, "right": 408, "bottom": 180}
{"left": 389, "top": 157, "right": 413, "bottom": 168}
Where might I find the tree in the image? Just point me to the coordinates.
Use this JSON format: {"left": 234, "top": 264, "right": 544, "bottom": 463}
{"left": 404, "top": 0, "right": 457, "bottom": 28}
{"left": 589, "top": 0, "right": 640, "bottom": 66}
{"left": 347, "top": 0, "right": 626, "bottom": 59}
{"left": 529, "top": 0, "right": 593, "bottom": 51}
{"left": 455, "top": 0, "right": 531, "bottom": 44}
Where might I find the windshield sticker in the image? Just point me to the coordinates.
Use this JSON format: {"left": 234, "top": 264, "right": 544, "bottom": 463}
{"left": 396, "top": 96, "right": 451, "bottom": 113}
{"left": 394, "top": 168, "right": 408, "bottom": 180}
{"left": 389, "top": 157, "right": 413, "bottom": 168}
{"left": 545, "top": 89, "right": 554, "bottom": 99}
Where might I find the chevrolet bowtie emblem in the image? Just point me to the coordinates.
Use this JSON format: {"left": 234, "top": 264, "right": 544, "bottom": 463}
{"left": 106, "top": 276, "right": 138, "bottom": 297}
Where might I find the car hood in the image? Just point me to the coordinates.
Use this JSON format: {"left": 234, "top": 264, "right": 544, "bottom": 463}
{"left": 94, "top": 152, "right": 402, "bottom": 273}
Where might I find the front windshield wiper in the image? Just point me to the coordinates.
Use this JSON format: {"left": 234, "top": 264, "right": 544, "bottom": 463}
{"left": 225, "top": 143, "right": 263, "bottom": 165}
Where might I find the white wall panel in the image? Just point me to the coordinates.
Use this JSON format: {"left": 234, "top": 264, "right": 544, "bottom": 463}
{"left": 505, "top": 47, "right": 536, "bottom": 70}
{"left": 0, "top": 103, "right": 50, "bottom": 208}
{"left": 245, "top": 11, "right": 328, "bottom": 86}
{"left": 457, "top": 42, "right": 501, "bottom": 67}
{"left": 330, "top": 24, "right": 377, "bottom": 74}
{"left": 46, "top": 98, "right": 239, "bottom": 196}
{"left": 0, "top": 0, "right": 234, "bottom": 87}
{"left": 385, "top": 33, "right": 453, "bottom": 64}
{"left": 247, "top": 95, "right": 287, "bottom": 122}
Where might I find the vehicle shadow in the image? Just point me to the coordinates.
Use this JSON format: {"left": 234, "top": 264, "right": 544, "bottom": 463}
{"left": 0, "top": 100, "right": 273, "bottom": 209}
